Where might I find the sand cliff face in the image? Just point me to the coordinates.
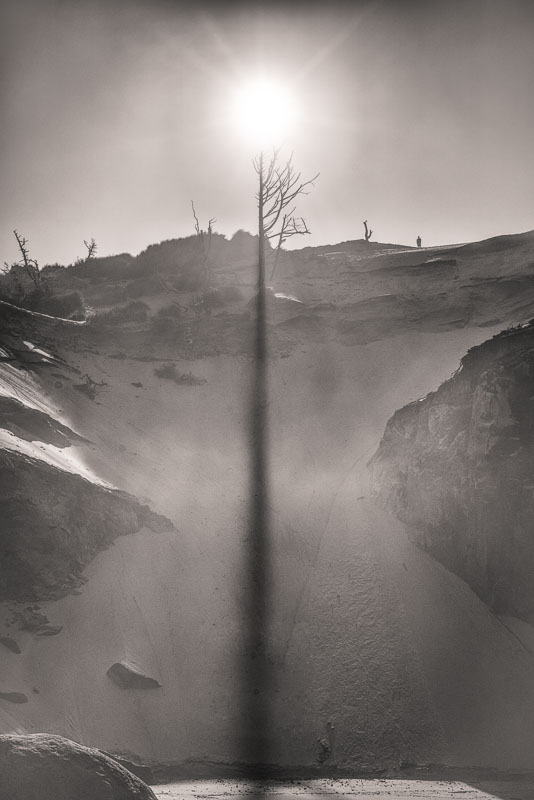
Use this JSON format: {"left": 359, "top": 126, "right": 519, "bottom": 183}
{"left": 370, "top": 321, "right": 534, "bottom": 622}
{"left": 0, "top": 450, "right": 173, "bottom": 602}
{"left": 0, "top": 320, "right": 174, "bottom": 604}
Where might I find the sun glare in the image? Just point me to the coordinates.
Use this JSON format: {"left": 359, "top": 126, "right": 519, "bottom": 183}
{"left": 231, "top": 77, "right": 297, "bottom": 148}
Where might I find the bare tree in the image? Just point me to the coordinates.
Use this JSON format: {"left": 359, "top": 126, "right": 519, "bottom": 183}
{"left": 244, "top": 150, "right": 318, "bottom": 765}
{"left": 363, "top": 220, "right": 373, "bottom": 242}
{"left": 191, "top": 201, "right": 216, "bottom": 289}
{"left": 13, "top": 230, "right": 41, "bottom": 290}
{"left": 83, "top": 238, "right": 98, "bottom": 259}
{"left": 254, "top": 150, "right": 318, "bottom": 287}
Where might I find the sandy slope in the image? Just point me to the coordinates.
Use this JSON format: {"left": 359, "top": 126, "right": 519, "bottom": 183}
{"left": 3, "top": 233, "right": 534, "bottom": 770}
{"left": 5, "top": 320, "right": 534, "bottom": 770}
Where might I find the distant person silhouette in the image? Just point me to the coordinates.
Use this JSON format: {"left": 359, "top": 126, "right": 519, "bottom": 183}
{"left": 416, "top": 235, "right": 422, "bottom": 248}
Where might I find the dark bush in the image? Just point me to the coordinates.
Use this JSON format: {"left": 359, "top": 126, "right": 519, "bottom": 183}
{"left": 93, "top": 284, "right": 128, "bottom": 305}
{"left": 69, "top": 253, "right": 143, "bottom": 280}
{"left": 38, "top": 292, "right": 84, "bottom": 319}
{"left": 154, "top": 363, "right": 206, "bottom": 385}
{"left": 41, "top": 263, "right": 65, "bottom": 275}
{"left": 0, "top": 278, "right": 84, "bottom": 319}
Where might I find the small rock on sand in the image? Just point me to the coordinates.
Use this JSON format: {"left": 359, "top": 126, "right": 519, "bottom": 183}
{"left": 107, "top": 660, "right": 162, "bottom": 690}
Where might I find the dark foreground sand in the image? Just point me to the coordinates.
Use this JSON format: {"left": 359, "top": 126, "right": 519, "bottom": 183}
{"left": 152, "top": 778, "right": 534, "bottom": 800}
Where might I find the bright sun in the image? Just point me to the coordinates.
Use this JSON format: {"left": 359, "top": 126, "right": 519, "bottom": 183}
{"left": 231, "top": 77, "right": 297, "bottom": 148}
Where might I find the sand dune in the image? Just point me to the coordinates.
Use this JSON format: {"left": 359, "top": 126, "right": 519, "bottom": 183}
{"left": 2, "top": 233, "right": 534, "bottom": 770}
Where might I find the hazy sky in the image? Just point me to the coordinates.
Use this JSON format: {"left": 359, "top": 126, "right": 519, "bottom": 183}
{"left": 2, "top": 0, "right": 534, "bottom": 265}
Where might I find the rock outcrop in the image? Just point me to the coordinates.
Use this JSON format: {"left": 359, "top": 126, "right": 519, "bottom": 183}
{"left": 0, "top": 692, "right": 28, "bottom": 704}
{"left": 370, "top": 321, "right": 534, "bottom": 622}
{"left": 0, "top": 636, "right": 20, "bottom": 654}
{"left": 0, "top": 733, "right": 157, "bottom": 799}
{"left": 106, "top": 661, "right": 162, "bottom": 690}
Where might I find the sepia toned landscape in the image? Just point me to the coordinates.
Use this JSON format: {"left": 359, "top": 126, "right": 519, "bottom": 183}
{"left": 2, "top": 1, "right": 534, "bottom": 798}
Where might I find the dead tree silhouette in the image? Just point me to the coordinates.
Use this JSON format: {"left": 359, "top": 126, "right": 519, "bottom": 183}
{"left": 12, "top": 230, "right": 41, "bottom": 290}
{"left": 243, "top": 151, "right": 317, "bottom": 772}
{"left": 254, "top": 151, "right": 317, "bottom": 284}
{"left": 83, "top": 238, "right": 98, "bottom": 259}
{"left": 191, "top": 200, "right": 216, "bottom": 290}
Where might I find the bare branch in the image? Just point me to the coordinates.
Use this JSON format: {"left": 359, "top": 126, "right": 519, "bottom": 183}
{"left": 191, "top": 202, "right": 217, "bottom": 289}
{"left": 13, "top": 229, "right": 40, "bottom": 290}
{"left": 83, "top": 238, "right": 98, "bottom": 259}
{"left": 191, "top": 201, "right": 201, "bottom": 238}
{"left": 262, "top": 167, "right": 319, "bottom": 234}
{"left": 256, "top": 150, "right": 318, "bottom": 284}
